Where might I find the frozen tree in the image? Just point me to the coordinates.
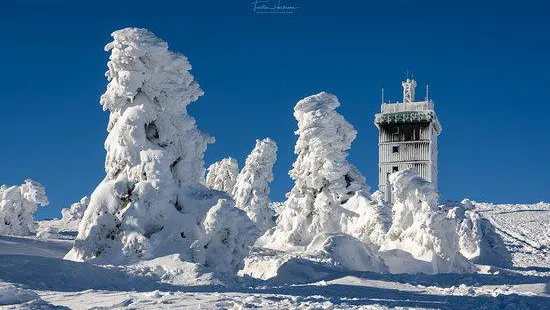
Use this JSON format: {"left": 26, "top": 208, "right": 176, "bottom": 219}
{"left": 191, "top": 199, "right": 259, "bottom": 274}
{"left": 262, "top": 92, "right": 368, "bottom": 249}
{"left": 205, "top": 158, "right": 239, "bottom": 194}
{"left": 232, "top": 138, "right": 277, "bottom": 233}
{"left": 379, "top": 169, "right": 475, "bottom": 274}
{"left": 37, "top": 196, "right": 90, "bottom": 239}
{"left": 0, "top": 179, "right": 49, "bottom": 236}
{"left": 61, "top": 196, "right": 90, "bottom": 227}
{"left": 65, "top": 28, "right": 256, "bottom": 274}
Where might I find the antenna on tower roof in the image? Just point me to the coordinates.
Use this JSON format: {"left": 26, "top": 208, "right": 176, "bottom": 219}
{"left": 426, "top": 84, "right": 429, "bottom": 101}
{"left": 381, "top": 87, "right": 385, "bottom": 104}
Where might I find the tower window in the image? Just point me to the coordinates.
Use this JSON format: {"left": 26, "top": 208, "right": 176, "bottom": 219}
{"left": 392, "top": 166, "right": 399, "bottom": 173}
{"left": 391, "top": 126, "right": 399, "bottom": 135}
{"left": 392, "top": 145, "right": 399, "bottom": 153}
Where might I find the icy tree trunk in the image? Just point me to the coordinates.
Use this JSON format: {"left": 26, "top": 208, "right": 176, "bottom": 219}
{"left": 262, "top": 92, "right": 368, "bottom": 250}
{"left": 0, "top": 180, "right": 49, "bottom": 236}
{"left": 232, "top": 138, "right": 277, "bottom": 233}
{"left": 205, "top": 158, "right": 239, "bottom": 194}
{"left": 65, "top": 29, "right": 256, "bottom": 273}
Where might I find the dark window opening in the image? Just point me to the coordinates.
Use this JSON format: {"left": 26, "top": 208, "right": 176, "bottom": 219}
{"left": 392, "top": 145, "right": 399, "bottom": 153}
{"left": 391, "top": 126, "right": 399, "bottom": 135}
{"left": 392, "top": 166, "right": 399, "bottom": 173}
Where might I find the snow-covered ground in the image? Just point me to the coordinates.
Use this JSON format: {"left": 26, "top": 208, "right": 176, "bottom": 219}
{"left": 0, "top": 202, "right": 548, "bottom": 309}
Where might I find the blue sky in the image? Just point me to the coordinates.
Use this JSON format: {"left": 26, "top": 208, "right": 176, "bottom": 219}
{"left": 0, "top": 0, "right": 548, "bottom": 220}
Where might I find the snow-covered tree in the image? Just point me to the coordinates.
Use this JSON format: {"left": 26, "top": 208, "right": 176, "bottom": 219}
{"left": 0, "top": 179, "right": 49, "bottom": 236}
{"left": 205, "top": 158, "right": 238, "bottom": 194}
{"left": 262, "top": 92, "right": 368, "bottom": 249}
{"left": 379, "top": 169, "right": 475, "bottom": 274}
{"left": 232, "top": 138, "right": 277, "bottom": 233}
{"left": 65, "top": 28, "right": 256, "bottom": 274}
{"left": 61, "top": 196, "right": 89, "bottom": 227}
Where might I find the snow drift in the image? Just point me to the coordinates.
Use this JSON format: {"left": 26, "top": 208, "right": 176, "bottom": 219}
{"left": 0, "top": 180, "right": 48, "bottom": 236}
{"left": 65, "top": 28, "right": 256, "bottom": 275}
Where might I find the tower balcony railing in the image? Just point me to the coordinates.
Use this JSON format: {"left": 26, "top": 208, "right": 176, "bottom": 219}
{"left": 381, "top": 100, "right": 434, "bottom": 114}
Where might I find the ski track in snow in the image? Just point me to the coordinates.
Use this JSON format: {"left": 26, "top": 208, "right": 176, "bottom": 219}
{"left": 0, "top": 203, "right": 549, "bottom": 309}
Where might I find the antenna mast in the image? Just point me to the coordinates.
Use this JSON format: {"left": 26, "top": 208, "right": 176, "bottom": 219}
{"left": 381, "top": 87, "right": 385, "bottom": 104}
{"left": 426, "top": 84, "right": 429, "bottom": 101}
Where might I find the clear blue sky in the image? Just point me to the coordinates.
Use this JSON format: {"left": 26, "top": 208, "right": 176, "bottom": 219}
{"left": 1, "top": 0, "right": 548, "bottom": 220}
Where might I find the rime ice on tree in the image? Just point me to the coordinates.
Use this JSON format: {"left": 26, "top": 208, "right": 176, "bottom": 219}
{"left": 232, "top": 138, "right": 277, "bottom": 233}
{"left": 262, "top": 92, "right": 368, "bottom": 249}
{"left": 65, "top": 28, "right": 256, "bottom": 274}
{"left": 375, "top": 78, "right": 442, "bottom": 202}
{"left": 0, "top": 180, "right": 49, "bottom": 236}
{"left": 205, "top": 158, "right": 239, "bottom": 194}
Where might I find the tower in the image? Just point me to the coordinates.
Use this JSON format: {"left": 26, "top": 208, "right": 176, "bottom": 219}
{"left": 374, "top": 78, "right": 442, "bottom": 202}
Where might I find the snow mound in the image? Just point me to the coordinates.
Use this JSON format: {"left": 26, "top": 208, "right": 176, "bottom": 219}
{"left": 65, "top": 28, "right": 256, "bottom": 275}
{"left": 379, "top": 169, "right": 476, "bottom": 274}
{"left": 241, "top": 233, "right": 388, "bottom": 283}
{"left": 233, "top": 138, "right": 278, "bottom": 234}
{"left": 0, "top": 282, "right": 42, "bottom": 306}
{"left": 205, "top": 157, "right": 239, "bottom": 194}
{"left": 0, "top": 180, "right": 49, "bottom": 236}
{"left": 306, "top": 233, "right": 388, "bottom": 273}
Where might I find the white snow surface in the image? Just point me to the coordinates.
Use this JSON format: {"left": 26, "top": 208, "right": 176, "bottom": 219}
{"left": 205, "top": 157, "right": 239, "bottom": 194}
{"left": 0, "top": 180, "right": 49, "bottom": 236}
{"left": 232, "top": 138, "right": 278, "bottom": 234}
{"left": 1, "top": 209, "right": 549, "bottom": 309}
{"left": 64, "top": 28, "right": 256, "bottom": 276}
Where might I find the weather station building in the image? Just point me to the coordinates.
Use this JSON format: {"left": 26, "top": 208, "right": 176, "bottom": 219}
{"left": 374, "top": 78, "right": 442, "bottom": 202}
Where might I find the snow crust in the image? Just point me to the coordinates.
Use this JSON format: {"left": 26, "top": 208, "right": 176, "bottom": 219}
{"left": 205, "top": 157, "right": 239, "bottom": 194}
{"left": 0, "top": 180, "right": 48, "bottom": 236}
{"left": 232, "top": 138, "right": 278, "bottom": 233}
{"left": 65, "top": 28, "right": 255, "bottom": 275}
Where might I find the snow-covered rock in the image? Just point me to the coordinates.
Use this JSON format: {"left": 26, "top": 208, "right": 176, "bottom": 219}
{"left": 261, "top": 92, "right": 369, "bottom": 250}
{"left": 65, "top": 28, "right": 256, "bottom": 275}
{"left": 379, "top": 169, "right": 476, "bottom": 274}
{"left": 205, "top": 158, "right": 239, "bottom": 194}
{"left": 0, "top": 180, "right": 49, "bottom": 236}
{"left": 232, "top": 138, "right": 278, "bottom": 233}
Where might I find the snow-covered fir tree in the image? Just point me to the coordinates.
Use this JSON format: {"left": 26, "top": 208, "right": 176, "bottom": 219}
{"left": 379, "top": 169, "right": 476, "bottom": 274}
{"left": 65, "top": 28, "right": 256, "bottom": 274}
{"left": 232, "top": 138, "right": 277, "bottom": 233}
{"left": 261, "top": 92, "right": 368, "bottom": 249}
{"left": 61, "top": 196, "right": 89, "bottom": 228}
{"left": 0, "top": 179, "right": 49, "bottom": 236}
{"left": 205, "top": 158, "right": 239, "bottom": 194}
